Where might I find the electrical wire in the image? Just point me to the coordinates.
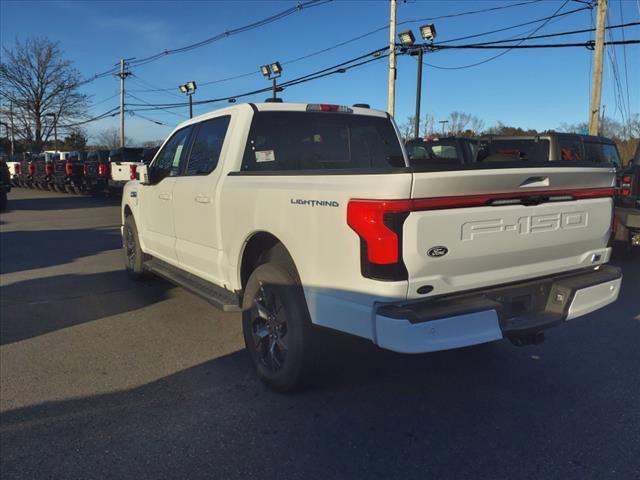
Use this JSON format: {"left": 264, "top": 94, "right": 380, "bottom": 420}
{"left": 126, "top": 92, "right": 188, "bottom": 119}
{"left": 127, "top": 0, "right": 332, "bottom": 68}
{"left": 458, "top": 21, "right": 639, "bottom": 46}
{"left": 618, "top": 0, "right": 633, "bottom": 135}
{"left": 423, "top": 0, "right": 571, "bottom": 70}
{"left": 56, "top": 107, "right": 120, "bottom": 128}
{"left": 126, "top": 0, "right": 545, "bottom": 93}
{"left": 129, "top": 111, "right": 173, "bottom": 127}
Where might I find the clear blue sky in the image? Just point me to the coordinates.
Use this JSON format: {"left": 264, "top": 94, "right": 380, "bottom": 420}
{"left": 1, "top": 0, "right": 639, "bottom": 144}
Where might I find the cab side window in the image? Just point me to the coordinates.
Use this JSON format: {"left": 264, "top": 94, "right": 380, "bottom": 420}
{"left": 153, "top": 126, "right": 193, "bottom": 178}
{"left": 186, "top": 116, "right": 231, "bottom": 175}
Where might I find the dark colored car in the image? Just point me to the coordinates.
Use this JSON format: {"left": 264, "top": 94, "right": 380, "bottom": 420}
{"left": 32, "top": 152, "right": 58, "bottom": 190}
{"left": 18, "top": 154, "right": 35, "bottom": 188}
{"left": 142, "top": 147, "right": 159, "bottom": 164}
{"left": 613, "top": 143, "right": 640, "bottom": 252}
{"left": 405, "top": 137, "right": 478, "bottom": 167}
{"left": 82, "top": 150, "right": 111, "bottom": 194}
{"left": 477, "top": 133, "right": 621, "bottom": 167}
{"left": 53, "top": 151, "right": 87, "bottom": 194}
{"left": 0, "top": 160, "right": 11, "bottom": 211}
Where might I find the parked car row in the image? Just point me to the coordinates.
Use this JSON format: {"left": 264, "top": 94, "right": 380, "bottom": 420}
{"left": 5, "top": 147, "right": 158, "bottom": 195}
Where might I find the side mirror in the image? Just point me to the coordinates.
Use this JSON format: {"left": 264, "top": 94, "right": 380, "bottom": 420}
{"left": 137, "top": 164, "right": 152, "bottom": 185}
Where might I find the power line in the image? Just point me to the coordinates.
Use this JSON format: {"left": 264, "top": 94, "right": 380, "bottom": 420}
{"left": 460, "top": 21, "right": 639, "bottom": 46}
{"left": 57, "top": 107, "right": 120, "bottom": 128}
{"left": 126, "top": 92, "right": 188, "bottom": 119}
{"left": 126, "top": 0, "right": 544, "bottom": 93}
{"left": 129, "top": 111, "right": 173, "bottom": 127}
{"left": 423, "top": 0, "right": 571, "bottom": 70}
{"left": 127, "top": 0, "right": 333, "bottom": 68}
{"left": 432, "top": 39, "right": 640, "bottom": 49}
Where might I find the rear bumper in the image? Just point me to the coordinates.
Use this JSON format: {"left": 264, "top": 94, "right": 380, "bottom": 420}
{"left": 374, "top": 265, "right": 622, "bottom": 354}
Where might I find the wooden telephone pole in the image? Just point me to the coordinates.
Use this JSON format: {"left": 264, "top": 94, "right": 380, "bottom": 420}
{"left": 588, "top": 0, "right": 608, "bottom": 136}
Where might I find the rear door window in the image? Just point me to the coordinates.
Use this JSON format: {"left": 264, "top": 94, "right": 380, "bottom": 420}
{"left": 584, "top": 141, "right": 621, "bottom": 167}
{"left": 241, "top": 112, "right": 405, "bottom": 172}
{"left": 185, "top": 116, "right": 230, "bottom": 175}
{"left": 477, "top": 139, "right": 550, "bottom": 162}
{"left": 558, "top": 136, "right": 583, "bottom": 161}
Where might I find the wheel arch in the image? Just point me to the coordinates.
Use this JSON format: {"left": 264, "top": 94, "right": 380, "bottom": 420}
{"left": 239, "top": 231, "right": 298, "bottom": 289}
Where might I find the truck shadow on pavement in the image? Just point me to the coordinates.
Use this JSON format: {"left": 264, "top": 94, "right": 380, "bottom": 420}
{"left": 0, "top": 270, "right": 173, "bottom": 345}
{"left": 1, "top": 259, "right": 639, "bottom": 479}
{"left": 0, "top": 227, "right": 122, "bottom": 275}
{"left": 5, "top": 194, "right": 121, "bottom": 212}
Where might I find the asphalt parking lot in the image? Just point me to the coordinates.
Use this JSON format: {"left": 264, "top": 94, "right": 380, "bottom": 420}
{"left": 1, "top": 187, "right": 639, "bottom": 479}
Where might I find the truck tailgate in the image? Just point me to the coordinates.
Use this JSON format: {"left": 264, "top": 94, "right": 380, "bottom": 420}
{"left": 404, "top": 167, "right": 615, "bottom": 300}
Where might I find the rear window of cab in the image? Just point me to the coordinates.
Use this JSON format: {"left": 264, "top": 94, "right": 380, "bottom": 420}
{"left": 241, "top": 111, "right": 405, "bottom": 171}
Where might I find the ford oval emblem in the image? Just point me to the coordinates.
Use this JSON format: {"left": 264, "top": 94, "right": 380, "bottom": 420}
{"left": 427, "top": 246, "right": 448, "bottom": 258}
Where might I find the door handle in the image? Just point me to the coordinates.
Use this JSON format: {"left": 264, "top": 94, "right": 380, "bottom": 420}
{"left": 158, "top": 193, "right": 172, "bottom": 200}
{"left": 195, "top": 194, "right": 212, "bottom": 204}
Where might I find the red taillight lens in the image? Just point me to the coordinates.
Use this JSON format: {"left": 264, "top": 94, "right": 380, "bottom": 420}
{"left": 98, "top": 163, "right": 110, "bottom": 177}
{"left": 15, "top": 164, "right": 21, "bottom": 174}
{"left": 347, "top": 200, "right": 411, "bottom": 264}
{"left": 129, "top": 164, "right": 137, "bottom": 180}
{"left": 45, "top": 162, "right": 54, "bottom": 175}
{"left": 621, "top": 188, "right": 631, "bottom": 197}
{"left": 65, "top": 162, "right": 73, "bottom": 175}
{"left": 622, "top": 175, "right": 632, "bottom": 184}
{"left": 28, "top": 162, "right": 35, "bottom": 175}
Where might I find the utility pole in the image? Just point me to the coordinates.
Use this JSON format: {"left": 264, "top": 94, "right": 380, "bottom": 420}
{"left": 388, "top": 0, "right": 397, "bottom": 117}
{"left": 9, "top": 101, "right": 15, "bottom": 157}
{"left": 588, "top": 0, "right": 607, "bottom": 136}
{"left": 413, "top": 47, "right": 424, "bottom": 139}
{"left": 118, "top": 59, "right": 131, "bottom": 148}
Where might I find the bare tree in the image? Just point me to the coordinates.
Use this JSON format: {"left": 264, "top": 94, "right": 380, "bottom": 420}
{"left": 0, "top": 37, "right": 88, "bottom": 152}
{"left": 94, "top": 127, "right": 128, "bottom": 149}
{"left": 421, "top": 113, "right": 435, "bottom": 138}
{"left": 399, "top": 116, "right": 416, "bottom": 141}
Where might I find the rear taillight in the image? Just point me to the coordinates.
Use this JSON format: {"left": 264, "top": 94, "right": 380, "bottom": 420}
{"left": 83, "top": 164, "right": 88, "bottom": 175}
{"left": 620, "top": 175, "right": 633, "bottom": 197}
{"left": 65, "top": 162, "right": 73, "bottom": 175}
{"left": 45, "top": 162, "right": 54, "bottom": 175}
{"left": 15, "top": 164, "right": 21, "bottom": 174}
{"left": 129, "top": 164, "right": 137, "bottom": 180}
{"left": 98, "top": 163, "right": 109, "bottom": 177}
{"left": 28, "top": 162, "right": 35, "bottom": 175}
{"left": 347, "top": 200, "right": 410, "bottom": 281}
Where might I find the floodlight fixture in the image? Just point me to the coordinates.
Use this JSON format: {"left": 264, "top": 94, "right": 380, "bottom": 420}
{"left": 270, "top": 61, "right": 283, "bottom": 76}
{"left": 398, "top": 30, "right": 415, "bottom": 47}
{"left": 420, "top": 24, "right": 437, "bottom": 41}
{"left": 179, "top": 84, "right": 188, "bottom": 93}
{"left": 260, "top": 64, "right": 271, "bottom": 77}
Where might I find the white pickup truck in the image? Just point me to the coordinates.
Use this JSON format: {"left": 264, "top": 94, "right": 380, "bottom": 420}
{"left": 122, "top": 102, "right": 622, "bottom": 391}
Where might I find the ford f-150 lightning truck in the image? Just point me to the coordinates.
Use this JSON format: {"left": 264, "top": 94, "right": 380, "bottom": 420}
{"left": 121, "top": 102, "right": 622, "bottom": 391}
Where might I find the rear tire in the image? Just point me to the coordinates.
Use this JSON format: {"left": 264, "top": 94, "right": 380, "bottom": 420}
{"left": 242, "top": 262, "right": 314, "bottom": 392}
{"left": 123, "top": 215, "right": 148, "bottom": 279}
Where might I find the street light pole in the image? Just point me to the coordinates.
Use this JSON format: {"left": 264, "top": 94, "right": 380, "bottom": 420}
{"left": 413, "top": 47, "right": 424, "bottom": 139}
{"left": 260, "top": 62, "right": 283, "bottom": 101}
{"left": 46, "top": 113, "right": 58, "bottom": 152}
{"left": 439, "top": 120, "right": 448, "bottom": 137}
{"left": 178, "top": 81, "right": 197, "bottom": 119}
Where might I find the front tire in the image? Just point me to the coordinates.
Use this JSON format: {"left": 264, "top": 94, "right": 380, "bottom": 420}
{"left": 123, "top": 215, "right": 148, "bottom": 279}
{"left": 242, "top": 262, "right": 313, "bottom": 392}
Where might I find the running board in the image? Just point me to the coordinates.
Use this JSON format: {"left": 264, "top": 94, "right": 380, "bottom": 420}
{"left": 144, "top": 258, "right": 241, "bottom": 312}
